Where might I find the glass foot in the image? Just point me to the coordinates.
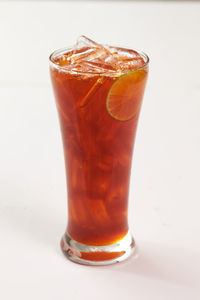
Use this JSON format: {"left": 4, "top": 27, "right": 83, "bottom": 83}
{"left": 60, "top": 231, "right": 135, "bottom": 266}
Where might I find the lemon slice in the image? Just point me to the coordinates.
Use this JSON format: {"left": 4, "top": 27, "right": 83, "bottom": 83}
{"left": 106, "top": 69, "right": 147, "bottom": 121}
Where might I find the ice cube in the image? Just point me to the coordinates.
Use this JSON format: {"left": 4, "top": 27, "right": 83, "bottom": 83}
{"left": 76, "top": 35, "right": 101, "bottom": 49}
{"left": 81, "top": 61, "right": 116, "bottom": 72}
{"left": 108, "top": 45, "right": 140, "bottom": 58}
{"left": 70, "top": 47, "right": 97, "bottom": 63}
{"left": 76, "top": 36, "right": 114, "bottom": 66}
{"left": 119, "top": 57, "right": 145, "bottom": 71}
{"left": 104, "top": 45, "right": 145, "bottom": 71}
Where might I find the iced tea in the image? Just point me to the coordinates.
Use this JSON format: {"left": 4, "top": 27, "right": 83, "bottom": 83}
{"left": 50, "top": 36, "right": 148, "bottom": 264}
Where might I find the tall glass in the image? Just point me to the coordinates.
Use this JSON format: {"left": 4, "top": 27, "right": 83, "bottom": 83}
{"left": 49, "top": 38, "right": 149, "bottom": 265}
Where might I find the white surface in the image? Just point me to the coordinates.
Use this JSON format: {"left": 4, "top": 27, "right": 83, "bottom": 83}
{"left": 0, "top": 1, "right": 200, "bottom": 299}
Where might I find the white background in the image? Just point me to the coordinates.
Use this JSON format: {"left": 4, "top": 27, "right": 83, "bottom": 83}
{"left": 0, "top": 1, "right": 200, "bottom": 299}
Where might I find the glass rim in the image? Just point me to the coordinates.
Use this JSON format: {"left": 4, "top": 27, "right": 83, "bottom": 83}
{"left": 49, "top": 45, "right": 149, "bottom": 77}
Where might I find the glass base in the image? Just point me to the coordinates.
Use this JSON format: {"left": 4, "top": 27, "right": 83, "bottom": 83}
{"left": 60, "top": 231, "right": 135, "bottom": 266}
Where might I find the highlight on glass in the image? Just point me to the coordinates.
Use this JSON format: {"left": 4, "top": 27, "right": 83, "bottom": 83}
{"left": 49, "top": 36, "right": 149, "bottom": 265}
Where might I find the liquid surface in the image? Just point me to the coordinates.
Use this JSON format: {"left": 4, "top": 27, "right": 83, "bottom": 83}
{"left": 51, "top": 35, "right": 147, "bottom": 77}
{"left": 50, "top": 36, "right": 148, "bottom": 245}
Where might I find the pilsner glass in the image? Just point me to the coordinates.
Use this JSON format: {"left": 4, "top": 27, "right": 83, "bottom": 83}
{"left": 49, "top": 36, "right": 149, "bottom": 265}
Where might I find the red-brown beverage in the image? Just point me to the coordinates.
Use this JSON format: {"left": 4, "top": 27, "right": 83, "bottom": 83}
{"left": 50, "top": 36, "right": 149, "bottom": 265}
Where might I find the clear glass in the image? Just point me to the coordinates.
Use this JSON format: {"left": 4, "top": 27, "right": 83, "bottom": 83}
{"left": 49, "top": 43, "right": 149, "bottom": 265}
